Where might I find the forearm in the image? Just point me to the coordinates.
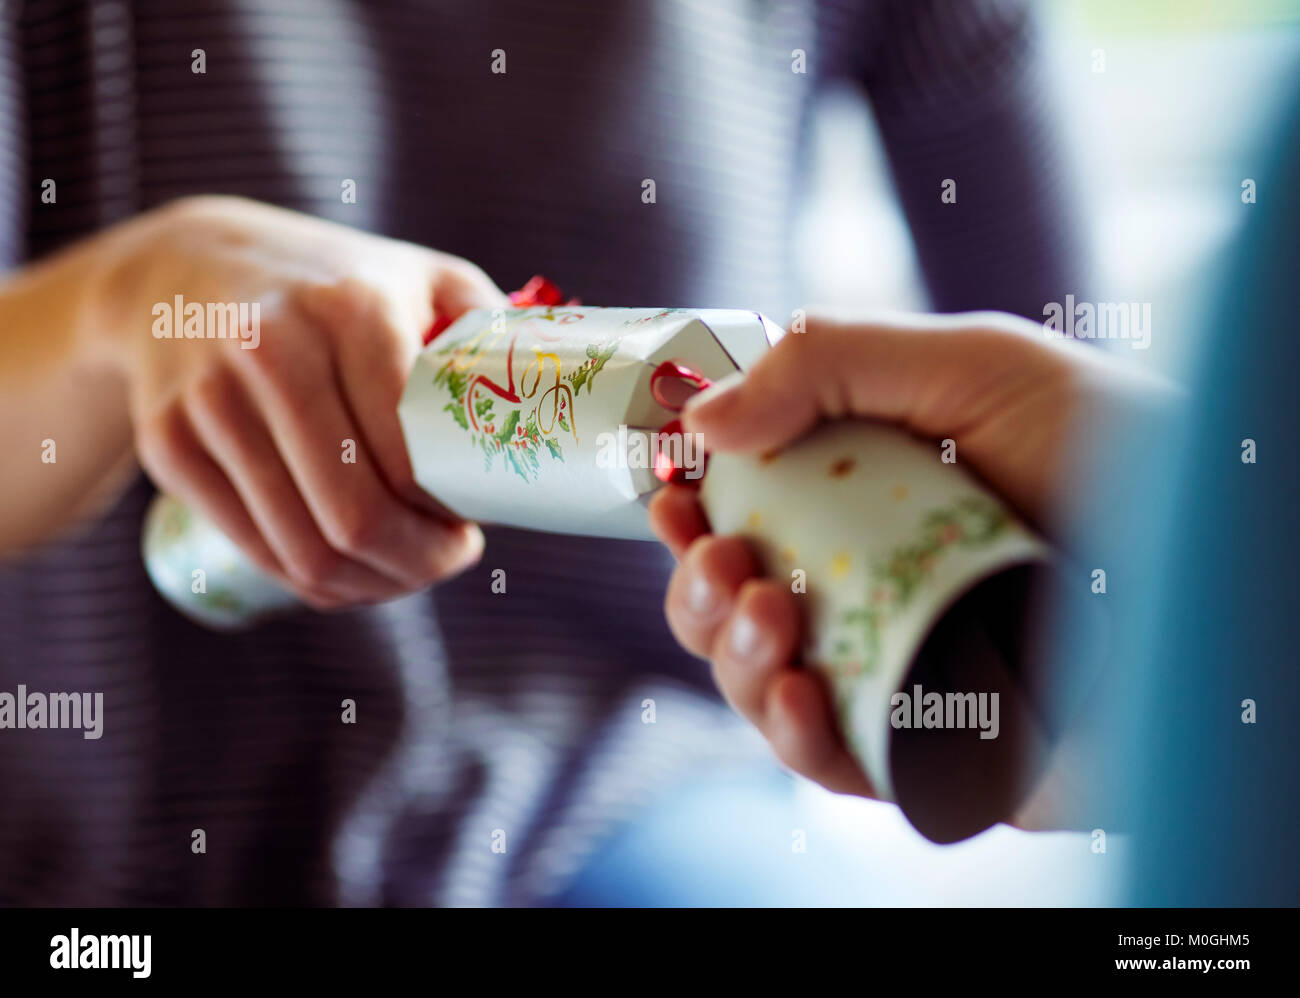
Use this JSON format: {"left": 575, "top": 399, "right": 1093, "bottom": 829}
{"left": 0, "top": 237, "right": 136, "bottom": 556}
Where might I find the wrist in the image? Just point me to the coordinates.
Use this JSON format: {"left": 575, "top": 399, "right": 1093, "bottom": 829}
{"left": 75, "top": 213, "right": 166, "bottom": 381}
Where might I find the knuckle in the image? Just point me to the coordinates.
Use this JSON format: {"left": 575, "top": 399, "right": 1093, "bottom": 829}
{"left": 185, "top": 367, "right": 235, "bottom": 419}
{"left": 154, "top": 195, "right": 210, "bottom": 226}
{"left": 285, "top": 544, "right": 346, "bottom": 591}
{"left": 227, "top": 324, "right": 280, "bottom": 376}
{"left": 156, "top": 194, "right": 252, "bottom": 232}
{"left": 228, "top": 328, "right": 312, "bottom": 404}
{"left": 135, "top": 404, "right": 189, "bottom": 473}
{"left": 166, "top": 193, "right": 240, "bottom": 215}
{"left": 320, "top": 501, "right": 380, "bottom": 557}
{"left": 292, "top": 275, "right": 383, "bottom": 328}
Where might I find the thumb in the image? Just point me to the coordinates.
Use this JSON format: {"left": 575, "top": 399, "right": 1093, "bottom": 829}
{"left": 683, "top": 311, "right": 1001, "bottom": 454}
{"left": 422, "top": 260, "right": 507, "bottom": 345}
{"left": 430, "top": 259, "right": 507, "bottom": 320}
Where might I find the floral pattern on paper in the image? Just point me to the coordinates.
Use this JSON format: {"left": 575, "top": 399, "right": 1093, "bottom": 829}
{"left": 430, "top": 308, "right": 625, "bottom": 481}
{"left": 826, "top": 495, "right": 1010, "bottom": 681}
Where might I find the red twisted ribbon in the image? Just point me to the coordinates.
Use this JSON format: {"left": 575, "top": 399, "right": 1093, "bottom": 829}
{"left": 649, "top": 359, "right": 712, "bottom": 485}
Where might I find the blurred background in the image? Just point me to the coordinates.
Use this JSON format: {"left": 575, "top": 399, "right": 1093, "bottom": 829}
{"left": 799, "top": 0, "right": 1300, "bottom": 383}
{"left": 781, "top": 0, "right": 1300, "bottom": 905}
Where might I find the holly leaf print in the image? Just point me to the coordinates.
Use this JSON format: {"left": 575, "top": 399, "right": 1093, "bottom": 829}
{"left": 495, "top": 409, "right": 520, "bottom": 444}
{"left": 443, "top": 400, "right": 469, "bottom": 430}
{"left": 589, "top": 343, "right": 617, "bottom": 383}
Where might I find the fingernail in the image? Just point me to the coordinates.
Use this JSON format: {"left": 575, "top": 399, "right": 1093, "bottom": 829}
{"left": 729, "top": 610, "right": 764, "bottom": 660}
{"left": 686, "top": 574, "right": 718, "bottom": 615}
